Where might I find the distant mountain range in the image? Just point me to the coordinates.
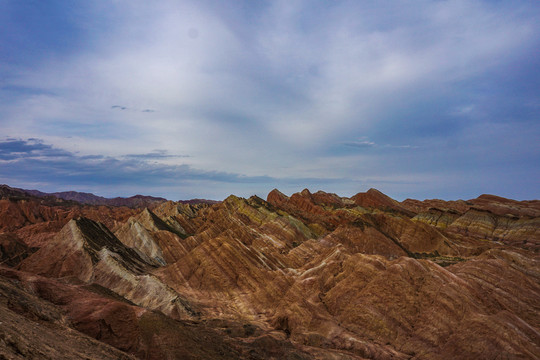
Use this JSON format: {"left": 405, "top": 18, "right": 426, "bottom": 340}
{"left": 0, "top": 184, "right": 217, "bottom": 208}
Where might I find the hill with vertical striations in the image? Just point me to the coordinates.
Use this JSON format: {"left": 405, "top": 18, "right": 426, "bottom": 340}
{"left": 1, "top": 186, "right": 539, "bottom": 359}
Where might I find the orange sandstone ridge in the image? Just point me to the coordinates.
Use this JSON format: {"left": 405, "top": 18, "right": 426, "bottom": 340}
{"left": 1, "top": 186, "right": 539, "bottom": 359}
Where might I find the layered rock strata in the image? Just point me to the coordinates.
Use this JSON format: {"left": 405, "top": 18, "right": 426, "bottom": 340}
{"left": 0, "top": 187, "right": 538, "bottom": 359}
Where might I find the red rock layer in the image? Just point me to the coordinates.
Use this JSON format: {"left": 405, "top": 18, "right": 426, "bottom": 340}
{"left": 1, "top": 187, "right": 538, "bottom": 359}
{"left": 0, "top": 198, "right": 139, "bottom": 248}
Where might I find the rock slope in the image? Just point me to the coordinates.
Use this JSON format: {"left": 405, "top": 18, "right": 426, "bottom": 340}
{"left": 20, "top": 218, "right": 196, "bottom": 319}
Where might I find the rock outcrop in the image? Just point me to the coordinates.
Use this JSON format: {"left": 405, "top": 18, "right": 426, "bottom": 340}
{"left": 0, "top": 233, "right": 30, "bottom": 267}
{"left": 0, "top": 267, "right": 136, "bottom": 360}
{"left": 352, "top": 188, "right": 415, "bottom": 216}
{"left": 20, "top": 217, "right": 196, "bottom": 319}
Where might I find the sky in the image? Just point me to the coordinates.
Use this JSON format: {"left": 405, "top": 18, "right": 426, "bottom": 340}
{"left": 1, "top": 0, "right": 539, "bottom": 201}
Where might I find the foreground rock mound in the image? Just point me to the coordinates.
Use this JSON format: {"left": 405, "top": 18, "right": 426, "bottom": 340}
{"left": 0, "top": 268, "right": 136, "bottom": 360}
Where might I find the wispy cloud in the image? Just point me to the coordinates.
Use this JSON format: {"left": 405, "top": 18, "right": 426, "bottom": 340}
{"left": 343, "top": 139, "right": 376, "bottom": 149}
{"left": 124, "top": 150, "right": 190, "bottom": 160}
{"left": 112, "top": 105, "right": 156, "bottom": 113}
{"left": 343, "top": 138, "right": 417, "bottom": 150}
{"left": 0, "top": 138, "right": 73, "bottom": 160}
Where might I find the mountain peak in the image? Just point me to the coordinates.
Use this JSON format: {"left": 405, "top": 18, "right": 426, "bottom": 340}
{"left": 352, "top": 188, "right": 414, "bottom": 216}
{"left": 267, "top": 189, "right": 289, "bottom": 205}
{"left": 300, "top": 188, "right": 312, "bottom": 197}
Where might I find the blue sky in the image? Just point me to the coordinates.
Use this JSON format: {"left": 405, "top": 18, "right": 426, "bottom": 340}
{"left": 1, "top": 0, "right": 539, "bottom": 201}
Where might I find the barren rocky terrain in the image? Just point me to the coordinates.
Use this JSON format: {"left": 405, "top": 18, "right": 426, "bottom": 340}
{"left": 0, "top": 185, "right": 538, "bottom": 359}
